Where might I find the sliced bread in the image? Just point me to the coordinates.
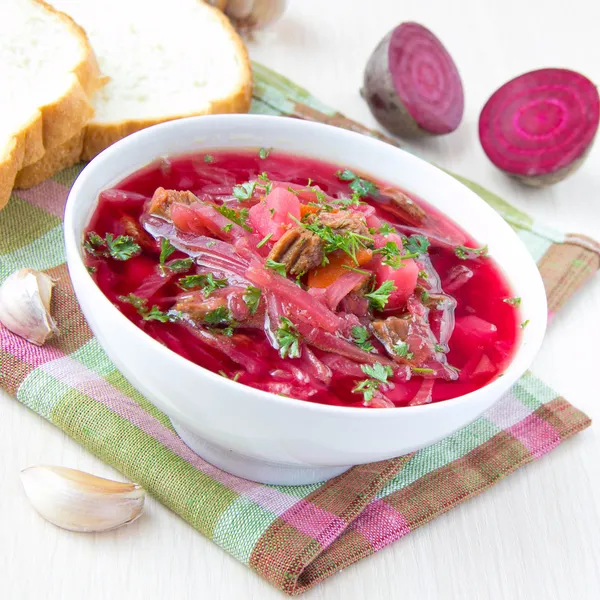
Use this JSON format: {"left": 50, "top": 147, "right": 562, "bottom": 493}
{"left": 17, "top": 0, "right": 253, "bottom": 187}
{"left": 0, "top": 0, "right": 104, "bottom": 208}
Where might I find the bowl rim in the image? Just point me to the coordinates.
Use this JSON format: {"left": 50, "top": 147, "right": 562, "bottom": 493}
{"left": 64, "top": 114, "right": 548, "bottom": 418}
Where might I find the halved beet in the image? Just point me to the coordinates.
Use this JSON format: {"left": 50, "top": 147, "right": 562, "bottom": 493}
{"left": 362, "top": 22, "right": 464, "bottom": 137}
{"left": 479, "top": 68, "right": 600, "bottom": 186}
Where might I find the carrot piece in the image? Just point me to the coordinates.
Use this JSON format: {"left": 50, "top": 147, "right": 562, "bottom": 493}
{"left": 307, "top": 248, "right": 373, "bottom": 288}
{"left": 299, "top": 204, "right": 320, "bottom": 218}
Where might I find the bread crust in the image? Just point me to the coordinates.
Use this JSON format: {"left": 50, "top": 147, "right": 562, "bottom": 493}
{"left": 0, "top": 0, "right": 104, "bottom": 209}
{"left": 14, "top": 2, "right": 253, "bottom": 188}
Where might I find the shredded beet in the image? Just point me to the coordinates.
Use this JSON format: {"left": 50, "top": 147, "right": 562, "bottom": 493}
{"left": 84, "top": 149, "right": 520, "bottom": 409}
{"left": 479, "top": 68, "right": 600, "bottom": 186}
{"left": 363, "top": 22, "right": 464, "bottom": 137}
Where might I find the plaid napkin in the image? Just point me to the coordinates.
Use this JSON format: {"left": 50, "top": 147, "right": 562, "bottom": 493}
{"left": 0, "top": 63, "right": 594, "bottom": 595}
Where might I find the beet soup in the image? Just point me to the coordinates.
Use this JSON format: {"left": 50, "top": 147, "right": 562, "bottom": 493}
{"left": 83, "top": 149, "right": 521, "bottom": 408}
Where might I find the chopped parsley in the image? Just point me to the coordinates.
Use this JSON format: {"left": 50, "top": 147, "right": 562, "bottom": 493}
{"left": 167, "top": 258, "right": 194, "bottom": 273}
{"left": 258, "top": 147, "right": 271, "bottom": 160}
{"left": 178, "top": 273, "right": 228, "bottom": 296}
{"left": 365, "top": 280, "right": 396, "bottom": 311}
{"left": 351, "top": 326, "right": 374, "bottom": 352}
{"left": 412, "top": 367, "right": 434, "bottom": 374}
{"left": 265, "top": 259, "right": 287, "bottom": 277}
{"left": 159, "top": 238, "right": 176, "bottom": 266}
{"left": 204, "top": 306, "right": 233, "bottom": 325}
{"left": 222, "top": 223, "right": 233, "bottom": 233}
{"left": 218, "top": 370, "right": 241, "bottom": 382}
{"left": 86, "top": 265, "right": 96, "bottom": 274}
{"left": 504, "top": 297, "right": 522, "bottom": 307}
{"left": 455, "top": 245, "right": 488, "bottom": 260}
{"left": 204, "top": 154, "right": 214, "bottom": 163}
{"left": 256, "top": 233, "right": 273, "bottom": 249}
{"left": 215, "top": 205, "right": 252, "bottom": 231}
{"left": 335, "top": 168, "right": 378, "bottom": 198}
{"left": 418, "top": 270, "right": 429, "bottom": 280}
{"left": 378, "top": 223, "right": 397, "bottom": 235}
{"left": 373, "top": 241, "right": 403, "bottom": 268}
{"left": 342, "top": 265, "right": 371, "bottom": 275}
{"left": 421, "top": 290, "right": 430, "bottom": 303}
{"left": 330, "top": 192, "right": 363, "bottom": 208}
{"left": 119, "top": 294, "right": 179, "bottom": 323}
{"left": 232, "top": 181, "right": 257, "bottom": 201}
{"left": 393, "top": 341, "right": 414, "bottom": 360}
{"left": 521, "top": 319, "right": 530, "bottom": 329}
{"left": 243, "top": 285, "right": 262, "bottom": 314}
{"left": 256, "top": 172, "right": 273, "bottom": 195}
{"left": 276, "top": 317, "right": 301, "bottom": 359}
{"left": 84, "top": 232, "right": 141, "bottom": 261}
{"left": 352, "top": 362, "right": 393, "bottom": 403}
{"left": 434, "top": 344, "right": 446, "bottom": 353}
{"left": 403, "top": 235, "right": 430, "bottom": 256}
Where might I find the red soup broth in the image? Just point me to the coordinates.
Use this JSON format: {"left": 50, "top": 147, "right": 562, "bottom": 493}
{"left": 84, "top": 150, "right": 520, "bottom": 408}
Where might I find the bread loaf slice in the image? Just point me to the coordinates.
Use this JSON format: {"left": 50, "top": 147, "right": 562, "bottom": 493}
{"left": 0, "top": 0, "right": 104, "bottom": 209}
{"left": 26, "top": 0, "right": 252, "bottom": 173}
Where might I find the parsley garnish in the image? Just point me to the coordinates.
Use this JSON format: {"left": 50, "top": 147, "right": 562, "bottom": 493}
{"left": 393, "top": 341, "right": 414, "bottom": 360}
{"left": 421, "top": 290, "right": 430, "bottom": 303}
{"left": 373, "top": 241, "right": 403, "bottom": 268}
{"left": 178, "top": 273, "right": 228, "bottom": 296}
{"left": 418, "top": 270, "right": 429, "bottom": 280}
{"left": 84, "top": 232, "right": 141, "bottom": 261}
{"left": 378, "top": 223, "right": 397, "bottom": 235}
{"left": 215, "top": 205, "right": 252, "bottom": 231}
{"left": 204, "top": 307, "right": 233, "bottom": 324}
{"left": 351, "top": 326, "right": 374, "bottom": 352}
{"left": 243, "top": 285, "right": 261, "bottom": 314}
{"left": 276, "top": 317, "right": 301, "bottom": 359}
{"left": 256, "top": 172, "right": 273, "bottom": 195}
{"left": 232, "top": 181, "right": 257, "bottom": 201}
{"left": 330, "top": 193, "right": 363, "bottom": 208}
{"left": 204, "top": 154, "right": 214, "bottom": 163}
{"left": 218, "top": 370, "right": 241, "bottom": 382}
{"left": 504, "top": 297, "right": 522, "bottom": 307}
{"left": 412, "top": 367, "right": 434, "bottom": 374}
{"left": 265, "top": 259, "right": 287, "bottom": 277}
{"left": 365, "top": 280, "right": 396, "bottom": 311}
{"left": 159, "top": 238, "right": 176, "bottom": 266}
{"left": 258, "top": 147, "right": 271, "bottom": 160}
{"left": 119, "top": 294, "right": 178, "bottom": 322}
{"left": 335, "top": 169, "right": 378, "bottom": 198}
{"left": 455, "top": 245, "right": 488, "bottom": 260}
{"left": 342, "top": 265, "right": 371, "bottom": 275}
{"left": 256, "top": 233, "right": 273, "bottom": 249}
{"left": 222, "top": 223, "right": 233, "bottom": 233}
{"left": 352, "top": 363, "right": 393, "bottom": 403}
{"left": 435, "top": 344, "right": 446, "bottom": 353}
{"left": 301, "top": 219, "right": 372, "bottom": 265}
{"left": 403, "top": 235, "right": 430, "bottom": 255}
{"left": 86, "top": 265, "right": 96, "bottom": 274}
{"left": 521, "top": 319, "right": 530, "bottom": 329}
{"left": 167, "top": 258, "right": 194, "bottom": 273}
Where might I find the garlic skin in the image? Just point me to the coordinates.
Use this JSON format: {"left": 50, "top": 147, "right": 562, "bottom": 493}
{"left": 208, "top": 0, "right": 288, "bottom": 32}
{"left": 0, "top": 268, "right": 58, "bottom": 345}
{"left": 21, "top": 466, "right": 145, "bottom": 533}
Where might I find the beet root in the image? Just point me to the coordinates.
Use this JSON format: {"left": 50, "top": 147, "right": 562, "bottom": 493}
{"left": 362, "top": 22, "right": 464, "bottom": 138}
{"left": 479, "top": 68, "right": 600, "bottom": 187}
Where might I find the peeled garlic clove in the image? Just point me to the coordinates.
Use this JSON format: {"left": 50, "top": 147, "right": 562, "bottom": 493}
{"left": 21, "top": 466, "right": 145, "bottom": 533}
{"left": 0, "top": 268, "right": 58, "bottom": 345}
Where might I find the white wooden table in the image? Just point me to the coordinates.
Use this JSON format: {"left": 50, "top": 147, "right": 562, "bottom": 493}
{"left": 2, "top": 1, "right": 599, "bottom": 598}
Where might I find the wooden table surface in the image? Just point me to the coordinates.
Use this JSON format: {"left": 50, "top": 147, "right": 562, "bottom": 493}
{"left": 2, "top": 1, "right": 599, "bottom": 598}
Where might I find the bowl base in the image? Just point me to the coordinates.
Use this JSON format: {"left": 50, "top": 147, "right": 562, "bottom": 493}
{"left": 171, "top": 420, "right": 352, "bottom": 485}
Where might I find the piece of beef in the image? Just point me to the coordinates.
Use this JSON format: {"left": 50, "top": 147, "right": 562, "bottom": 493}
{"left": 267, "top": 227, "right": 324, "bottom": 276}
{"left": 379, "top": 188, "right": 426, "bottom": 227}
{"left": 120, "top": 214, "right": 157, "bottom": 252}
{"left": 310, "top": 210, "right": 371, "bottom": 237}
{"left": 175, "top": 294, "right": 228, "bottom": 322}
{"left": 371, "top": 314, "right": 438, "bottom": 366}
{"left": 149, "top": 187, "right": 199, "bottom": 218}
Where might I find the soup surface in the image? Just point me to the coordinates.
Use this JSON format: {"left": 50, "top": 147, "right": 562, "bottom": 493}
{"left": 84, "top": 149, "right": 520, "bottom": 408}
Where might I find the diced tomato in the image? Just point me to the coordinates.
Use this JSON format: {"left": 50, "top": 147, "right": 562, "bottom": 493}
{"left": 452, "top": 315, "right": 498, "bottom": 355}
{"left": 248, "top": 188, "right": 300, "bottom": 241}
{"left": 374, "top": 257, "right": 419, "bottom": 309}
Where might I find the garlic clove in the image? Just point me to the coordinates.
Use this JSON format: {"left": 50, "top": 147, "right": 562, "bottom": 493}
{"left": 0, "top": 268, "right": 59, "bottom": 345}
{"left": 20, "top": 466, "right": 145, "bottom": 533}
{"left": 209, "top": 0, "right": 288, "bottom": 32}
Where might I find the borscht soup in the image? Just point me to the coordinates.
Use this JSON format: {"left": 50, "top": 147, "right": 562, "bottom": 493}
{"left": 83, "top": 149, "right": 521, "bottom": 408}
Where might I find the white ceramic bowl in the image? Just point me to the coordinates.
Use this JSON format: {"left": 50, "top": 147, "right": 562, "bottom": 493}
{"left": 64, "top": 115, "right": 547, "bottom": 485}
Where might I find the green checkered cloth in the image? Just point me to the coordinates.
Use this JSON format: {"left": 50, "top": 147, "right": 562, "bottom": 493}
{"left": 0, "top": 64, "right": 593, "bottom": 595}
